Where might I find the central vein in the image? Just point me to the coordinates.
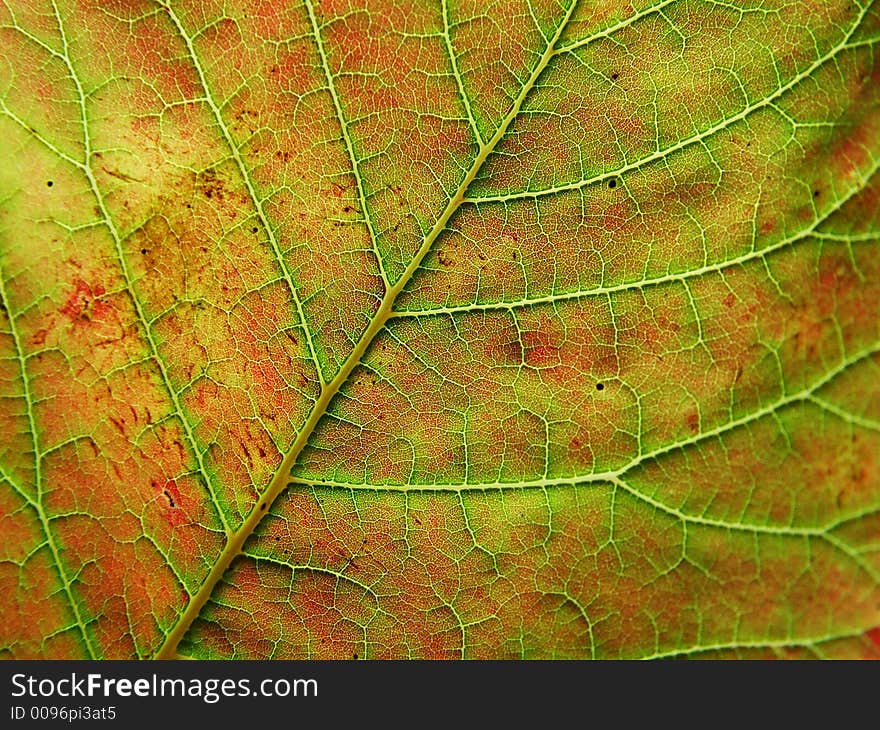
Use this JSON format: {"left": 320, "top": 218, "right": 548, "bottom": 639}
{"left": 153, "top": 0, "right": 580, "bottom": 659}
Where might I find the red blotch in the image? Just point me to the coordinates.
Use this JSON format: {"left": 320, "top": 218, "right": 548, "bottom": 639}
{"left": 522, "top": 329, "right": 560, "bottom": 368}
{"left": 484, "top": 320, "right": 523, "bottom": 364}
{"left": 59, "top": 279, "right": 111, "bottom": 322}
{"left": 867, "top": 627, "right": 880, "bottom": 649}
{"left": 601, "top": 201, "right": 635, "bottom": 234}
{"left": 156, "top": 479, "right": 185, "bottom": 527}
{"left": 567, "top": 434, "right": 594, "bottom": 469}
{"left": 832, "top": 125, "right": 872, "bottom": 179}
{"left": 126, "top": 14, "right": 198, "bottom": 100}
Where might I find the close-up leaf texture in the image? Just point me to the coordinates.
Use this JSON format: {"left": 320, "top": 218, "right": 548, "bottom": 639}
{"left": 0, "top": 0, "right": 878, "bottom": 660}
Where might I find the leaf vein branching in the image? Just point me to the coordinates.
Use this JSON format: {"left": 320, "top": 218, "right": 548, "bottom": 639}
{"left": 808, "top": 394, "right": 880, "bottom": 432}
{"left": 392, "top": 154, "right": 880, "bottom": 317}
{"left": 288, "top": 342, "right": 880, "bottom": 538}
{"left": 440, "top": 0, "right": 483, "bottom": 146}
{"left": 48, "top": 1, "right": 232, "bottom": 542}
{"left": 465, "top": 24, "right": 879, "bottom": 204}
{"left": 553, "top": 0, "right": 678, "bottom": 55}
{"left": 0, "top": 269, "right": 97, "bottom": 658}
{"left": 626, "top": 344, "right": 880, "bottom": 469}
{"left": 302, "top": 0, "right": 392, "bottom": 292}
{"left": 609, "top": 477, "right": 880, "bottom": 582}
{"left": 159, "top": 1, "right": 328, "bottom": 386}
{"left": 244, "top": 552, "right": 383, "bottom": 603}
{"left": 154, "top": 0, "right": 583, "bottom": 659}
{"left": 286, "top": 474, "right": 617, "bottom": 491}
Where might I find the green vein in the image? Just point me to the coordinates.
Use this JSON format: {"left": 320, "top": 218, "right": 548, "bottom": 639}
{"left": 440, "top": 0, "right": 483, "bottom": 145}
{"left": 49, "top": 0, "right": 231, "bottom": 541}
{"left": 553, "top": 0, "right": 678, "bottom": 55}
{"left": 623, "top": 343, "right": 880, "bottom": 470}
{"left": 392, "top": 153, "right": 880, "bottom": 317}
{"left": 301, "top": 0, "right": 391, "bottom": 292}
{"left": 291, "top": 340, "right": 880, "bottom": 491}
{"left": 609, "top": 476, "right": 880, "bottom": 583}
{"left": 0, "top": 271, "right": 96, "bottom": 658}
{"left": 160, "top": 1, "right": 328, "bottom": 386}
{"left": 809, "top": 394, "right": 880, "bottom": 432}
{"left": 465, "top": 18, "right": 878, "bottom": 204}
{"left": 639, "top": 627, "right": 878, "bottom": 660}
{"left": 153, "top": 0, "right": 582, "bottom": 659}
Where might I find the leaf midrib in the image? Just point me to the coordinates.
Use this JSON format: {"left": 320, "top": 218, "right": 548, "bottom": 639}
{"left": 153, "top": 0, "right": 581, "bottom": 659}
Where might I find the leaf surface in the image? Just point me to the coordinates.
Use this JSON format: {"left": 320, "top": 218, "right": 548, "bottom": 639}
{"left": 1, "top": 0, "right": 879, "bottom": 659}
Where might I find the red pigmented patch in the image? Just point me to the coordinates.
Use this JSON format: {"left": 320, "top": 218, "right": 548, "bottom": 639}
{"left": 567, "top": 434, "right": 594, "bottom": 469}
{"left": 483, "top": 318, "right": 523, "bottom": 365}
{"left": 833, "top": 126, "right": 871, "bottom": 178}
{"left": 523, "top": 329, "right": 560, "bottom": 368}
{"left": 60, "top": 279, "right": 111, "bottom": 322}
{"left": 601, "top": 201, "right": 634, "bottom": 234}
{"left": 157, "top": 480, "right": 185, "bottom": 526}
{"left": 126, "top": 14, "right": 198, "bottom": 101}
{"left": 327, "top": 180, "right": 351, "bottom": 198}
{"left": 867, "top": 627, "right": 880, "bottom": 649}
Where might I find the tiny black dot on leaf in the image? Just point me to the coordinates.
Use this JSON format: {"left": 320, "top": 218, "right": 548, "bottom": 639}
{"left": 608, "top": 179, "right": 617, "bottom": 189}
{"left": 141, "top": 248, "right": 147, "bottom": 255}
{"left": 260, "top": 502, "right": 267, "bottom": 511}
{"left": 596, "top": 382, "right": 605, "bottom": 391}
{"left": 251, "top": 227, "right": 258, "bottom": 233}
{"left": 46, "top": 181, "right": 54, "bottom": 187}
{"left": 353, "top": 654, "right": 359, "bottom": 659}
{"left": 611, "top": 72, "right": 619, "bottom": 80}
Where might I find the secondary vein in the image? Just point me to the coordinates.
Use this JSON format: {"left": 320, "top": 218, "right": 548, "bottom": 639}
{"left": 153, "top": 0, "right": 582, "bottom": 659}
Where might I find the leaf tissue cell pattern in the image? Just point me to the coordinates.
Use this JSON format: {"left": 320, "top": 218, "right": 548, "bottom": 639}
{"left": 0, "top": 0, "right": 878, "bottom": 660}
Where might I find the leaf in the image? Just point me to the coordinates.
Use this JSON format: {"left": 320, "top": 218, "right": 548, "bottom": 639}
{"left": 0, "top": 0, "right": 878, "bottom": 660}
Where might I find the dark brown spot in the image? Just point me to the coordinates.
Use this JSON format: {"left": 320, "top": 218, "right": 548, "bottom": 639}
{"left": 437, "top": 249, "right": 454, "bottom": 267}
{"left": 197, "top": 168, "right": 227, "bottom": 201}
